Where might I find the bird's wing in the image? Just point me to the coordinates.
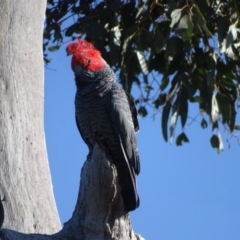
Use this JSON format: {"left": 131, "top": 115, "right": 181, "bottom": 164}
{"left": 105, "top": 86, "right": 140, "bottom": 211}
{"left": 75, "top": 115, "right": 87, "bottom": 144}
{"left": 124, "top": 91, "right": 139, "bottom": 132}
{"left": 106, "top": 86, "right": 140, "bottom": 176}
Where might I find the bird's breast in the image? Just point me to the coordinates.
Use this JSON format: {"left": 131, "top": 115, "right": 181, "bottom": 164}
{"left": 75, "top": 86, "right": 112, "bottom": 144}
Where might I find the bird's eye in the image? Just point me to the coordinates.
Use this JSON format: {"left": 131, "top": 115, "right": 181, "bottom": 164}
{"left": 84, "top": 59, "right": 91, "bottom": 69}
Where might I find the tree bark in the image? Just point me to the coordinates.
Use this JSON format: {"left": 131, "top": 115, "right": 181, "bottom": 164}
{"left": 0, "top": 145, "right": 144, "bottom": 240}
{"left": 0, "top": 0, "right": 60, "bottom": 233}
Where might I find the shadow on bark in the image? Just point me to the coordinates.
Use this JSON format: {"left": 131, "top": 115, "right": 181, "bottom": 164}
{"left": 0, "top": 144, "right": 144, "bottom": 240}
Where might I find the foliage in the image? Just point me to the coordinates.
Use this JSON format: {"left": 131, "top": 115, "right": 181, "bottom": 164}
{"left": 44, "top": 0, "right": 240, "bottom": 151}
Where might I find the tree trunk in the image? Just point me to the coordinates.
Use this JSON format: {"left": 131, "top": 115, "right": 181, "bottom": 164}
{"left": 0, "top": 1, "right": 144, "bottom": 239}
{"left": 0, "top": 145, "right": 144, "bottom": 240}
{"left": 0, "top": 0, "right": 60, "bottom": 233}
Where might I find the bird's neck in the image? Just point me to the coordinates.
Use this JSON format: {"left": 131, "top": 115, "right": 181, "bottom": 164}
{"left": 75, "top": 67, "right": 116, "bottom": 97}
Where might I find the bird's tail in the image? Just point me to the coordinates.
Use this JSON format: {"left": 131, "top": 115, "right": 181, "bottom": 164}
{"left": 116, "top": 139, "right": 140, "bottom": 212}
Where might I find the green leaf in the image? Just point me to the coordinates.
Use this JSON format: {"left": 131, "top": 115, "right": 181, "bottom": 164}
{"left": 79, "top": 0, "right": 88, "bottom": 6}
{"left": 138, "top": 106, "right": 148, "bottom": 117}
{"left": 202, "top": 24, "right": 212, "bottom": 37}
{"left": 166, "top": 36, "right": 184, "bottom": 56}
{"left": 201, "top": 118, "right": 208, "bottom": 129}
{"left": 167, "top": 72, "right": 181, "bottom": 101}
{"left": 136, "top": 6, "right": 145, "bottom": 19}
{"left": 207, "top": 52, "right": 216, "bottom": 72}
{"left": 192, "top": 4, "right": 212, "bottom": 37}
{"left": 165, "top": 2, "right": 179, "bottom": 15}
{"left": 53, "top": 24, "right": 62, "bottom": 42}
{"left": 234, "top": 125, "right": 240, "bottom": 130}
{"left": 152, "top": 26, "right": 164, "bottom": 53}
{"left": 161, "top": 102, "right": 171, "bottom": 142}
{"left": 216, "top": 93, "right": 236, "bottom": 132}
{"left": 176, "top": 132, "right": 189, "bottom": 146}
{"left": 65, "top": 22, "right": 79, "bottom": 37}
{"left": 110, "top": 25, "right": 121, "bottom": 66}
{"left": 43, "top": 29, "right": 51, "bottom": 40}
{"left": 210, "top": 133, "right": 224, "bottom": 153}
{"left": 218, "top": 16, "right": 229, "bottom": 46}
{"left": 211, "top": 94, "right": 219, "bottom": 123}
{"left": 160, "top": 76, "right": 169, "bottom": 91}
{"left": 187, "top": 87, "right": 197, "bottom": 101}
{"left": 225, "top": 22, "right": 239, "bottom": 50}
{"left": 207, "top": 70, "right": 214, "bottom": 86}
{"left": 136, "top": 51, "right": 149, "bottom": 75}
{"left": 170, "top": 103, "right": 178, "bottom": 142}
{"left": 210, "top": 134, "right": 219, "bottom": 149}
{"left": 177, "top": 14, "right": 189, "bottom": 29}
{"left": 179, "top": 87, "right": 188, "bottom": 128}
{"left": 192, "top": 6, "right": 205, "bottom": 25}
{"left": 149, "top": 51, "right": 166, "bottom": 73}
{"left": 193, "top": 0, "right": 212, "bottom": 17}
{"left": 229, "top": 102, "right": 236, "bottom": 132}
{"left": 167, "top": 53, "right": 185, "bottom": 75}
{"left": 216, "top": 93, "right": 229, "bottom": 124}
{"left": 181, "top": 19, "right": 193, "bottom": 42}
{"left": 44, "top": 55, "right": 50, "bottom": 65}
{"left": 152, "top": 93, "right": 166, "bottom": 108}
{"left": 229, "top": 43, "right": 240, "bottom": 60}
{"left": 48, "top": 45, "right": 60, "bottom": 52}
{"left": 110, "top": 0, "right": 121, "bottom": 12}
{"left": 189, "top": 96, "right": 203, "bottom": 103}
{"left": 170, "top": 8, "right": 184, "bottom": 28}
{"left": 212, "top": 121, "right": 219, "bottom": 131}
{"left": 84, "top": 22, "right": 106, "bottom": 41}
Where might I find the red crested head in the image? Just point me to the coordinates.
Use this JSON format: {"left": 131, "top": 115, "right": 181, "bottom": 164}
{"left": 66, "top": 40, "right": 105, "bottom": 72}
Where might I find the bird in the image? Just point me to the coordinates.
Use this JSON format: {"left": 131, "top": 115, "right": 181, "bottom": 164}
{"left": 66, "top": 39, "right": 140, "bottom": 212}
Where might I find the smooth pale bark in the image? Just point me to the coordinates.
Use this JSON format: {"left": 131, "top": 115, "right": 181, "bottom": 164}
{"left": 0, "top": 145, "right": 144, "bottom": 240}
{"left": 0, "top": 0, "right": 60, "bottom": 233}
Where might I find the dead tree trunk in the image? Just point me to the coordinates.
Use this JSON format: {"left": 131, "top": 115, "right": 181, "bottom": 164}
{"left": 0, "top": 1, "right": 144, "bottom": 239}
{"left": 0, "top": 145, "right": 144, "bottom": 240}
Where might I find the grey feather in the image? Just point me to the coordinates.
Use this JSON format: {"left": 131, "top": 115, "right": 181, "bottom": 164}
{"left": 74, "top": 64, "right": 140, "bottom": 212}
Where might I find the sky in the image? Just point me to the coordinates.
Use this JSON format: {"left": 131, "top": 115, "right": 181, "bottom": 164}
{"left": 44, "top": 45, "right": 240, "bottom": 240}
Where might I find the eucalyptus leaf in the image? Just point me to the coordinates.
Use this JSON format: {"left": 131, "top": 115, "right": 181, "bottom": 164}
{"left": 45, "top": 0, "right": 240, "bottom": 151}
{"left": 136, "top": 51, "right": 149, "bottom": 75}
{"left": 210, "top": 134, "right": 219, "bottom": 149}
{"left": 179, "top": 87, "right": 188, "bottom": 128}
{"left": 138, "top": 106, "right": 148, "bottom": 117}
{"left": 160, "top": 76, "right": 169, "bottom": 91}
{"left": 161, "top": 102, "right": 171, "bottom": 142}
{"left": 178, "top": 14, "right": 189, "bottom": 30}
{"left": 211, "top": 94, "right": 219, "bottom": 123}
{"left": 170, "top": 103, "right": 178, "bottom": 143}
{"left": 217, "top": 16, "right": 229, "bottom": 46}
{"left": 170, "top": 8, "right": 183, "bottom": 28}
{"left": 201, "top": 118, "right": 208, "bottom": 129}
{"left": 48, "top": 45, "right": 60, "bottom": 52}
{"left": 176, "top": 132, "right": 189, "bottom": 146}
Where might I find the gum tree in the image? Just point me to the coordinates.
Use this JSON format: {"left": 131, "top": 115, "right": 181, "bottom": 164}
{"left": 45, "top": 0, "right": 240, "bottom": 151}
